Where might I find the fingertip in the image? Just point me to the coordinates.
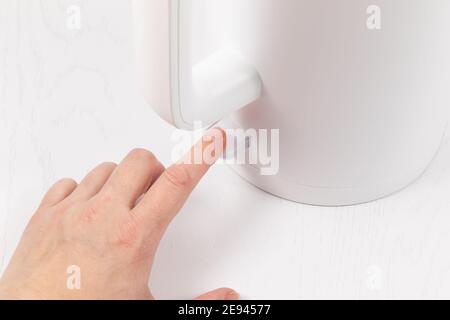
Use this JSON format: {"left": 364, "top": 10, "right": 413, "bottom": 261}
{"left": 194, "top": 288, "right": 240, "bottom": 301}
{"left": 212, "top": 127, "right": 227, "bottom": 150}
{"left": 225, "top": 289, "right": 240, "bottom": 301}
{"left": 202, "top": 127, "right": 227, "bottom": 162}
{"left": 179, "top": 127, "right": 226, "bottom": 167}
{"left": 214, "top": 127, "right": 227, "bottom": 151}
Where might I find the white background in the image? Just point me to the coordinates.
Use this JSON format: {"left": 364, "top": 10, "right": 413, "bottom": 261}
{"left": 1, "top": 0, "right": 450, "bottom": 299}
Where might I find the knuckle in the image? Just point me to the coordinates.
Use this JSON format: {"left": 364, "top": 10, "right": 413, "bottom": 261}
{"left": 98, "top": 162, "right": 117, "bottom": 171}
{"left": 110, "top": 217, "right": 142, "bottom": 248}
{"left": 80, "top": 193, "right": 112, "bottom": 222}
{"left": 127, "top": 149, "right": 165, "bottom": 178}
{"left": 129, "top": 148, "right": 158, "bottom": 165}
{"left": 57, "top": 178, "right": 77, "bottom": 188}
{"left": 164, "top": 165, "right": 192, "bottom": 188}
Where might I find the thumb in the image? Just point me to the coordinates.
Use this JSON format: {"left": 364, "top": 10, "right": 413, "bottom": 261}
{"left": 194, "top": 288, "right": 240, "bottom": 301}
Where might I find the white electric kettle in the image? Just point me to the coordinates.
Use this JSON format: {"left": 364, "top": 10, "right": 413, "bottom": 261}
{"left": 133, "top": 0, "right": 450, "bottom": 206}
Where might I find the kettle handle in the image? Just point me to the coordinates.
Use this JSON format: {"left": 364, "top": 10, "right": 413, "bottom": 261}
{"left": 132, "top": 0, "right": 262, "bottom": 129}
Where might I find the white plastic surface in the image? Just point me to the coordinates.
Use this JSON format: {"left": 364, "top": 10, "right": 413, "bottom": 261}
{"left": 134, "top": 0, "right": 450, "bottom": 205}
{"left": 133, "top": 0, "right": 262, "bottom": 130}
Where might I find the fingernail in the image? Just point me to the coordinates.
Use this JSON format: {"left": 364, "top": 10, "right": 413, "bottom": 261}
{"left": 202, "top": 128, "right": 226, "bottom": 161}
{"left": 225, "top": 290, "right": 240, "bottom": 300}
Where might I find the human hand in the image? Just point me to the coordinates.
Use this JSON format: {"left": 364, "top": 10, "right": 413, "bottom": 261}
{"left": 0, "top": 128, "right": 238, "bottom": 300}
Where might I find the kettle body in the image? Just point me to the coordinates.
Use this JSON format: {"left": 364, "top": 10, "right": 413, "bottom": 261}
{"left": 133, "top": 0, "right": 450, "bottom": 206}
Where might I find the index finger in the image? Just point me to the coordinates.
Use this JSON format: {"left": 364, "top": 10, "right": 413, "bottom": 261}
{"left": 133, "top": 128, "right": 226, "bottom": 230}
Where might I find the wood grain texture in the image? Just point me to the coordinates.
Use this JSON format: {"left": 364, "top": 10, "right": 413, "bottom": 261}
{"left": 1, "top": 0, "right": 450, "bottom": 300}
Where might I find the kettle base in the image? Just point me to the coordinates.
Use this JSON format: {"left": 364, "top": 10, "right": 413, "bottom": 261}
{"left": 228, "top": 150, "right": 442, "bottom": 207}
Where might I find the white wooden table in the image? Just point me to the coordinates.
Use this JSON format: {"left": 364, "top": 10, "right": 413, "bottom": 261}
{"left": 1, "top": 0, "right": 450, "bottom": 300}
